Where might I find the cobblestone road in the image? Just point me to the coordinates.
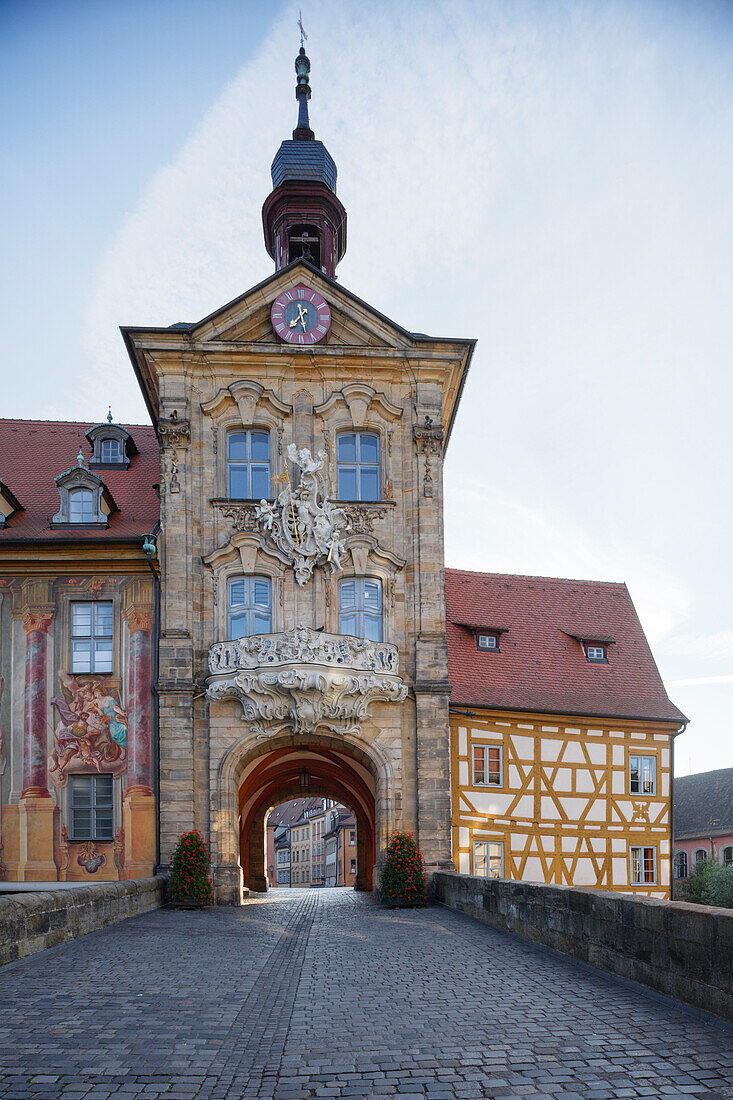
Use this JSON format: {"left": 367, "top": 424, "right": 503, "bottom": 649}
{"left": 1, "top": 889, "right": 732, "bottom": 1099}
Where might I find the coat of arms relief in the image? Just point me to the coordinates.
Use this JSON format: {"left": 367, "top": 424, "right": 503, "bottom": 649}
{"left": 256, "top": 443, "right": 347, "bottom": 585}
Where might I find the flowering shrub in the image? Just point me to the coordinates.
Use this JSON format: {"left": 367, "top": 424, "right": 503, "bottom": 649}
{"left": 169, "top": 829, "right": 215, "bottom": 907}
{"left": 380, "top": 831, "right": 426, "bottom": 906}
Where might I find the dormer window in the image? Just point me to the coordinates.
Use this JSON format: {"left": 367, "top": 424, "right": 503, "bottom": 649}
{"left": 0, "top": 479, "right": 22, "bottom": 528}
{"left": 86, "top": 417, "right": 136, "bottom": 469}
{"left": 477, "top": 632, "right": 499, "bottom": 652}
{"left": 52, "top": 458, "right": 116, "bottom": 527}
{"left": 586, "top": 644, "right": 607, "bottom": 663}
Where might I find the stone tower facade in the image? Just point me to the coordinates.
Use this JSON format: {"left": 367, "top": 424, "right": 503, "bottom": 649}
{"left": 123, "top": 50, "right": 473, "bottom": 903}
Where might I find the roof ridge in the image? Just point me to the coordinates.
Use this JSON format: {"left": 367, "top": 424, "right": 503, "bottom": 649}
{"left": 446, "top": 566, "right": 626, "bottom": 588}
{"left": 0, "top": 417, "right": 154, "bottom": 429}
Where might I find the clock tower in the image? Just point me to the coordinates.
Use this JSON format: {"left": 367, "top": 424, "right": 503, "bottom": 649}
{"left": 262, "top": 48, "right": 347, "bottom": 278}
{"left": 123, "top": 44, "right": 473, "bottom": 903}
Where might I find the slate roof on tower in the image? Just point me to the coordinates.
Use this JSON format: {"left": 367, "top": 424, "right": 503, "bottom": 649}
{"left": 0, "top": 418, "right": 159, "bottom": 541}
{"left": 445, "top": 568, "right": 685, "bottom": 724}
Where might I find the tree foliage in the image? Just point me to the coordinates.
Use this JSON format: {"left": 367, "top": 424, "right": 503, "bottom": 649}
{"left": 380, "top": 831, "right": 427, "bottom": 906}
{"left": 682, "top": 857, "right": 733, "bottom": 909}
{"left": 169, "top": 829, "right": 215, "bottom": 907}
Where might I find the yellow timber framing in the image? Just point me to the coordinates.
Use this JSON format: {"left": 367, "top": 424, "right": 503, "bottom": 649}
{"left": 450, "top": 706, "right": 678, "bottom": 900}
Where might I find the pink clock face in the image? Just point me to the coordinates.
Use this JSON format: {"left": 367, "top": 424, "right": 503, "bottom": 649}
{"left": 271, "top": 285, "right": 332, "bottom": 346}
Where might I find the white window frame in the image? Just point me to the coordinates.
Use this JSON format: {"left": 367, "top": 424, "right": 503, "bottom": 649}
{"left": 100, "top": 438, "right": 123, "bottom": 463}
{"left": 473, "top": 840, "right": 504, "bottom": 879}
{"left": 723, "top": 847, "right": 733, "bottom": 867}
{"left": 586, "top": 644, "right": 606, "bottom": 662}
{"left": 694, "top": 847, "right": 708, "bottom": 867}
{"left": 472, "top": 743, "right": 503, "bottom": 787}
{"left": 477, "top": 633, "right": 499, "bottom": 651}
{"left": 70, "top": 601, "right": 114, "bottom": 673}
{"left": 69, "top": 487, "right": 97, "bottom": 523}
{"left": 673, "top": 850, "right": 688, "bottom": 879}
{"left": 629, "top": 754, "right": 657, "bottom": 796}
{"left": 630, "top": 844, "right": 657, "bottom": 885}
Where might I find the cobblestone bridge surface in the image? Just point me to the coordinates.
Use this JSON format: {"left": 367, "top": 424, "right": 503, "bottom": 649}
{"left": 1, "top": 889, "right": 732, "bottom": 1100}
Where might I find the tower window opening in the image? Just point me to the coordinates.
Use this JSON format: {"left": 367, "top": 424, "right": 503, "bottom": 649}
{"left": 288, "top": 224, "right": 321, "bottom": 268}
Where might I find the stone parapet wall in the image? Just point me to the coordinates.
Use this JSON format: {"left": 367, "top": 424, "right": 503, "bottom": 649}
{"left": 434, "top": 871, "right": 733, "bottom": 1022}
{"left": 0, "top": 876, "right": 167, "bottom": 967}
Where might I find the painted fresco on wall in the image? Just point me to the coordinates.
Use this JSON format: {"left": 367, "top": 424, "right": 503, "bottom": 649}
{"left": 48, "top": 672, "right": 128, "bottom": 787}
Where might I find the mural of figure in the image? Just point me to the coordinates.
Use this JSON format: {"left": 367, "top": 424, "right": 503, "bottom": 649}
{"left": 48, "top": 672, "right": 128, "bottom": 787}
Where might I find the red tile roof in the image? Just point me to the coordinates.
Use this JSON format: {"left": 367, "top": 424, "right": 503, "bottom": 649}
{"left": 445, "top": 568, "right": 685, "bottom": 724}
{"left": 0, "top": 419, "right": 159, "bottom": 542}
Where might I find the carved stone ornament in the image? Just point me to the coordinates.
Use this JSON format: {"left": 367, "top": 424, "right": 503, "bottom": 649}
{"left": 413, "top": 416, "right": 444, "bottom": 498}
{"left": 256, "top": 444, "right": 348, "bottom": 586}
{"left": 412, "top": 414, "right": 444, "bottom": 455}
{"left": 207, "top": 626, "right": 407, "bottom": 737}
{"left": 343, "top": 504, "right": 388, "bottom": 535}
{"left": 158, "top": 412, "right": 191, "bottom": 450}
{"left": 214, "top": 501, "right": 260, "bottom": 533}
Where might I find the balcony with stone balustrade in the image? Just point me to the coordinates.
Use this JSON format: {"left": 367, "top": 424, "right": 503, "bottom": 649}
{"left": 206, "top": 626, "right": 407, "bottom": 737}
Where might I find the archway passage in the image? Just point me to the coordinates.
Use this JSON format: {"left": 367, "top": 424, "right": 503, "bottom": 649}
{"left": 238, "top": 744, "right": 376, "bottom": 892}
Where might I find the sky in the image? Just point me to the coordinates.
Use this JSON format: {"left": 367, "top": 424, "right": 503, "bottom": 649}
{"left": 2, "top": 0, "right": 732, "bottom": 777}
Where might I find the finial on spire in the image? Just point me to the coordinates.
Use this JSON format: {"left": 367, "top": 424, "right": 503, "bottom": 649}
{"left": 107, "top": 407, "right": 113, "bottom": 424}
{"left": 77, "top": 448, "right": 85, "bottom": 468}
{"left": 293, "top": 21, "right": 314, "bottom": 141}
{"left": 297, "top": 9, "right": 308, "bottom": 48}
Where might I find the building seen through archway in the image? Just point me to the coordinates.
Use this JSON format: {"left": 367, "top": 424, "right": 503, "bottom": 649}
{"left": 265, "top": 797, "right": 357, "bottom": 889}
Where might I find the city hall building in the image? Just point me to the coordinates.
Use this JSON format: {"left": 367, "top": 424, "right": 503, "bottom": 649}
{"left": 0, "top": 49, "right": 685, "bottom": 901}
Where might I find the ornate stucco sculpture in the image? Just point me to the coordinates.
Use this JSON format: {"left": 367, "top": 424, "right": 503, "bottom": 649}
{"left": 256, "top": 443, "right": 347, "bottom": 586}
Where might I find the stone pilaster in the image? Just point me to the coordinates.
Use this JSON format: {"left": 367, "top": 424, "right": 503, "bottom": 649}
{"left": 412, "top": 401, "right": 453, "bottom": 878}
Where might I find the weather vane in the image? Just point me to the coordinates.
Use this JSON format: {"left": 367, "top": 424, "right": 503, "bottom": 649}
{"left": 297, "top": 9, "right": 308, "bottom": 47}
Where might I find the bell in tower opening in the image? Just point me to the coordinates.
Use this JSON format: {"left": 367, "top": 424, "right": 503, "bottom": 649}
{"left": 262, "top": 46, "right": 347, "bottom": 278}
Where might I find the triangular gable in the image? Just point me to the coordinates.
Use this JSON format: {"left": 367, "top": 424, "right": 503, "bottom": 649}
{"left": 187, "top": 259, "right": 417, "bottom": 350}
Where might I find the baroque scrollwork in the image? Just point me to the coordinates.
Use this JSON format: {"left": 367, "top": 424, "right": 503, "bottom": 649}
{"left": 256, "top": 444, "right": 348, "bottom": 586}
{"left": 214, "top": 501, "right": 260, "bottom": 533}
{"left": 413, "top": 415, "right": 444, "bottom": 498}
{"left": 207, "top": 626, "right": 407, "bottom": 737}
{"left": 158, "top": 413, "right": 190, "bottom": 495}
{"left": 342, "top": 504, "right": 388, "bottom": 535}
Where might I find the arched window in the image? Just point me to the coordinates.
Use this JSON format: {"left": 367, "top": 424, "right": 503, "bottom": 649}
{"left": 694, "top": 848, "right": 708, "bottom": 868}
{"left": 723, "top": 846, "right": 733, "bottom": 867}
{"left": 227, "top": 430, "right": 271, "bottom": 499}
{"left": 227, "top": 576, "right": 272, "bottom": 639}
{"left": 338, "top": 577, "right": 382, "bottom": 642}
{"left": 674, "top": 851, "right": 688, "bottom": 879}
{"left": 100, "top": 438, "right": 122, "bottom": 463}
{"left": 337, "top": 432, "right": 380, "bottom": 501}
{"left": 69, "top": 488, "right": 95, "bottom": 523}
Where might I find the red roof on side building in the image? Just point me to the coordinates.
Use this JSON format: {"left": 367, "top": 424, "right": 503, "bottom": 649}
{"left": 0, "top": 419, "right": 159, "bottom": 542}
{"left": 445, "top": 568, "right": 685, "bottom": 725}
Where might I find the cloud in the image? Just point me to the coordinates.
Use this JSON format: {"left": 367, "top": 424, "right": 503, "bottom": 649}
{"left": 667, "top": 675, "right": 733, "bottom": 689}
{"left": 444, "top": 475, "right": 690, "bottom": 646}
{"left": 662, "top": 631, "right": 733, "bottom": 662}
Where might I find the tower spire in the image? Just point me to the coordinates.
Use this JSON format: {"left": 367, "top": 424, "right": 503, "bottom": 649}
{"left": 293, "top": 45, "right": 314, "bottom": 141}
{"left": 262, "top": 34, "right": 347, "bottom": 277}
